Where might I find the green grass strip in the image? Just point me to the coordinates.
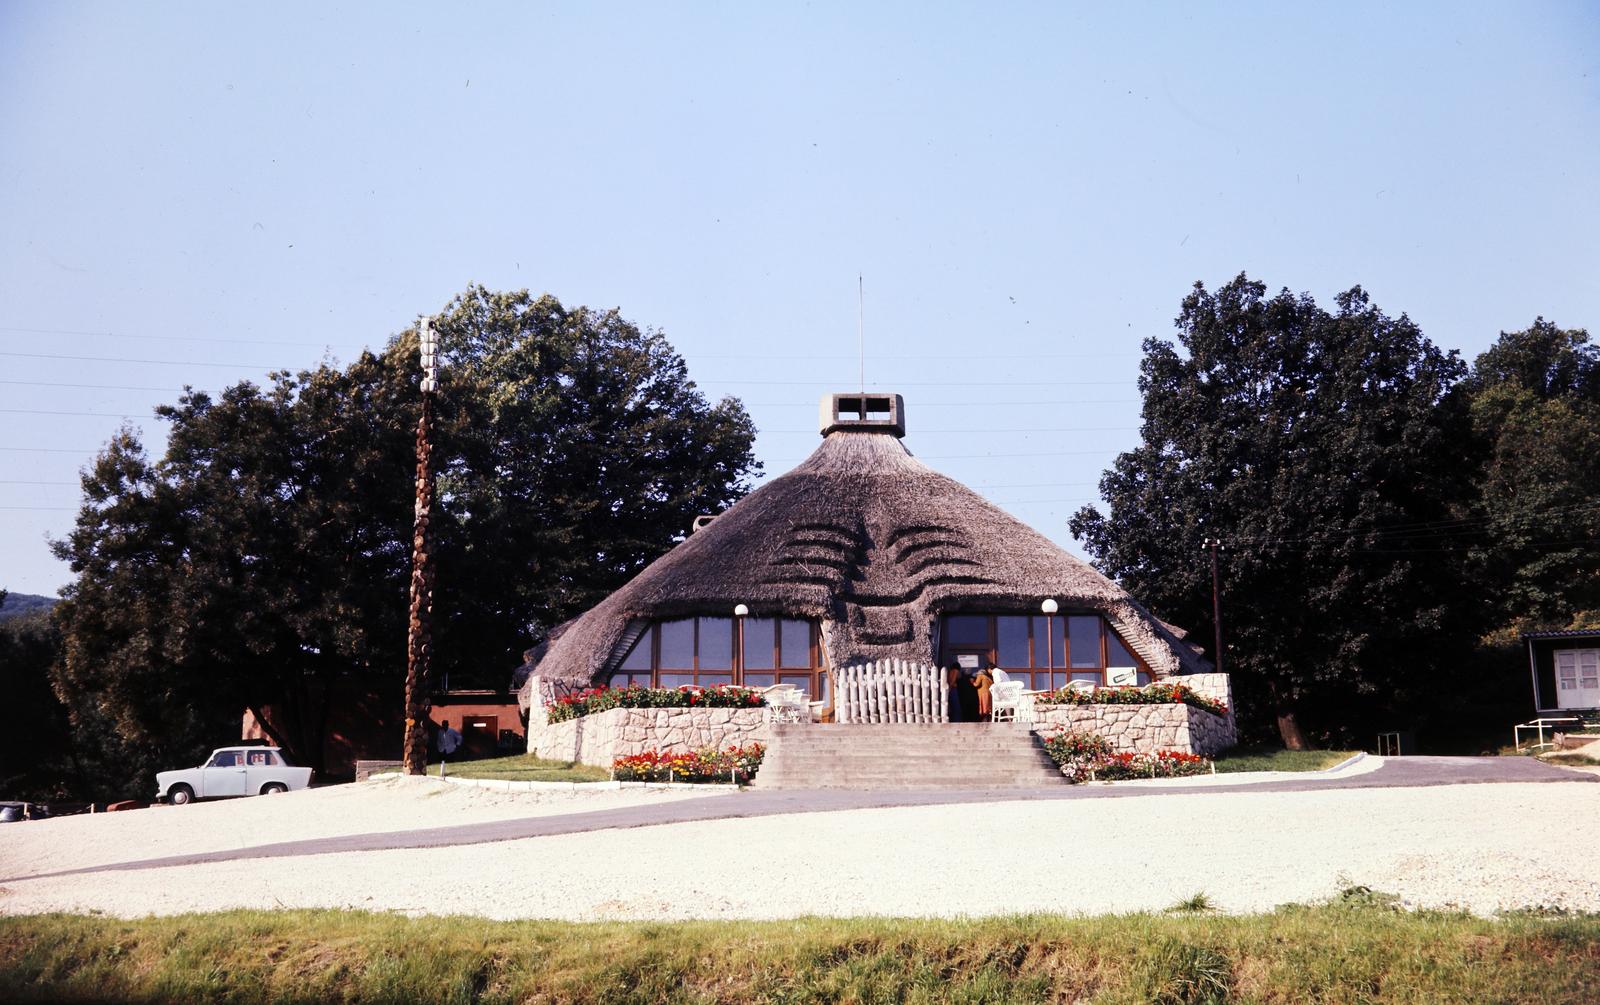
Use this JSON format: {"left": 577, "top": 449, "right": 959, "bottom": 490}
{"left": 1211, "top": 748, "right": 1362, "bottom": 774}
{"left": 2, "top": 905, "right": 1598, "bottom": 1003}
{"left": 376, "top": 753, "right": 612, "bottom": 783}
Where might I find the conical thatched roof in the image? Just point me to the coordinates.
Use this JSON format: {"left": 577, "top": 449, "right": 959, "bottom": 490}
{"left": 520, "top": 395, "right": 1208, "bottom": 696}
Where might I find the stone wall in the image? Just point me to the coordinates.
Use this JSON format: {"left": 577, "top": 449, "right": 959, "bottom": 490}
{"left": 527, "top": 706, "right": 772, "bottom": 768}
{"left": 1032, "top": 701, "right": 1236, "bottom": 757}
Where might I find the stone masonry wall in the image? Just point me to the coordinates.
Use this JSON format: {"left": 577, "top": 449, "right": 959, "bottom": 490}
{"left": 1032, "top": 702, "right": 1236, "bottom": 758}
{"left": 527, "top": 706, "right": 772, "bottom": 768}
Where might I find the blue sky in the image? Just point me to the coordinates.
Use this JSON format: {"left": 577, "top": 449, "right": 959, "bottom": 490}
{"left": 2, "top": 2, "right": 1597, "bottom": 596}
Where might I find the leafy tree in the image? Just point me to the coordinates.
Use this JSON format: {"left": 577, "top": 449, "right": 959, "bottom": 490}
{"left": 0, "top": 607, "right": 75, "bottom": 799}
{"left": 1071, "top": 275, "right": 1476, "bottom": 748}
{"left": 51, "top": 287, "right": 759, "bottom": 781}
{"left": 1461, "top": 319, "right": 1600, "bottom": 632}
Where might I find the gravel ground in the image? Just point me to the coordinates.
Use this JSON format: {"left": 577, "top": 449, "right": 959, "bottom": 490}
{"left": 4, "top": 773, "right": 1599, "bottom": 920}
{"left": 0, "top": 775, "right": 718, "bottom": 880}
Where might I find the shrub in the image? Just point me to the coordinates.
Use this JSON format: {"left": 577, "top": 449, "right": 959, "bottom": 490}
{"left": 1041, "top": 728, "right": 1211, "bottom": 782}
{"left": 545, "top": 685, "right": 765, "bottom": 723}
{"left": 1035, "top": 681, "right": 1229, "bottom": 717}
{"left": 611, "top": 743, "right": 766, "bottom": 783}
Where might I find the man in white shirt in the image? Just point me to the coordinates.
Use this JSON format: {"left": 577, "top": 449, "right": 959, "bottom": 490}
{"left": 436, "top": 718, "right": 463, "bottom": 760}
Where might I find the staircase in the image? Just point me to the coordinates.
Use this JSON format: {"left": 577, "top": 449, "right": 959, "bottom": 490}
{"left": 752, "top": 723, "right": 1065, "bottom": 790}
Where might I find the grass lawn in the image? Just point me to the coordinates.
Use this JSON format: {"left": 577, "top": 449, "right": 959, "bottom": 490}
{"left": 1211, "top": 747, "right": 1362, "bottom": 773}
{"left": 378, "top": 753, "right": 611, "bottom": 783}
{"left": 3, "top": 902, "right": 1598, "bottom": 1003}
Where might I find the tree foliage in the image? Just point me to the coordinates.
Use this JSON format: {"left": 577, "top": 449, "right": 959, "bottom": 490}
{"left": 50, "top": 287, "right": 759, "bottom": 779}
{"left": 1070, "top": 275, "right": 1476, "bottom": 747}
{"left": 1461, "top": 319, "right": 1600, "bottom": 632}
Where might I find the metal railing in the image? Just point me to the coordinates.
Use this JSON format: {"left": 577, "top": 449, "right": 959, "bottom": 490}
{"left": 1513, "top": 717, "right": 1583, "bottom": 752}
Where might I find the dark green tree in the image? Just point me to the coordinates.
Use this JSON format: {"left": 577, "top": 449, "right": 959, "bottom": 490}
{"left": 51, "top": 287, "right": 759, "bottom": 780}
{"left": 1462, "top": 319, "right": 1600, "bottom": 632}
{"left": 1070, "top": 275, "right": 1477, "bottom": 748}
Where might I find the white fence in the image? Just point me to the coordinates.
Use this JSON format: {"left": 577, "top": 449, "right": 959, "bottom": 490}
{"left": 833, "top": 659, "right": 947, "bottom": 723}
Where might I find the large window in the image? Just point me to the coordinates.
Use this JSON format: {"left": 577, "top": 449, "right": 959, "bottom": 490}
{"left": 938, "top": 613, "right": 1148, "bottom": 690}
{"left": 610, "top": 617, "right": 828, "bottom": 700}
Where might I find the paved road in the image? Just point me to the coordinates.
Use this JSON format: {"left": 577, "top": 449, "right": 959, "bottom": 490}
{"left": 7, "top": 756, "right": 1589, "bottom": 883}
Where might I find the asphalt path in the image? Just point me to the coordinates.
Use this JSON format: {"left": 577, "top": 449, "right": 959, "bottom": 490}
{"left": 6, "top": 756, "right": 1589, "bottom": 884}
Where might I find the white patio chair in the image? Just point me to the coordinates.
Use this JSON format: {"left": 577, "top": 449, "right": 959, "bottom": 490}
{"left": 991, "top": 680, "right": 1034, "bottom": 724}
{"left": 1067, "top": 678, "right": 1098, "bottom": 694}
{"left": 762, "top": 684, "right": 808, "bottom": 724}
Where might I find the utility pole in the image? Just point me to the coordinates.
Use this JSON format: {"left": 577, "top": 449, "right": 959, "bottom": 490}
{"left": 402, "top": 318, "right": 440, "bottom": 776}
{"left": 1203, "top": 537, "right": 1224, "bottom": 675}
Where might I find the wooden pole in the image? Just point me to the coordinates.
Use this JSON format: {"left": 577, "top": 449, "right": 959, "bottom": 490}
{"left": 402, "top": 323, "right": 439, "bottom": 776}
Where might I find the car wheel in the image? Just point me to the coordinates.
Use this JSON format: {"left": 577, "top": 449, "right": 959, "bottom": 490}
{"left": 260, "top": 782, "right": 288, "bottom": 795}
{"left": 168, "top": 784, "right": 195, "bottom": 805}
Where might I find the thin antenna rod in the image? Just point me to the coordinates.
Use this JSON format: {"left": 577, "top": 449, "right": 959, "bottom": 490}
{"left": 857, "top": 274, "right": 865, "bottom": 395}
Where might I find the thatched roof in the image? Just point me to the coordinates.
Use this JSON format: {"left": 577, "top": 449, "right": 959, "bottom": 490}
{"left": 520, "top": 395, "right": 1209, "bottom": 696}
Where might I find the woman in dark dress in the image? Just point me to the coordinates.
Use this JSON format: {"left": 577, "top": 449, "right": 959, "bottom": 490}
{"left": 945, "top": 660, "right": 966, "bottom": 722}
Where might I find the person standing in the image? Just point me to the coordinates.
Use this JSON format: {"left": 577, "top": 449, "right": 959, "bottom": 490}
{"left": 435, "top": 718, "right": 463, "bottom": 761}
{"left": 973, "top": 667, "right": 994, "bottom": 721}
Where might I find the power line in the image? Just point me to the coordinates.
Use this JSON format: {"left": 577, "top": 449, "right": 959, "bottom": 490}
{"left": 0, "top": 325, "right": 365, "bottom": 349}
{"left": 0, "top": 350, "right": 289, "bottom": 369}
{"left": 0, "top": 378, "right": 186, "bottom": 392}
{"left": 0, "top": 408, "right": 144, "bottom": 418}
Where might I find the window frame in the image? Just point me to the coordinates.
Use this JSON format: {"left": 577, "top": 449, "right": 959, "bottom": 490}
{"left": 610, "top": 617, "right": 827, "bottom": 699}
{"left": 937, "top": 612, "right": 1149, "bottom": 690}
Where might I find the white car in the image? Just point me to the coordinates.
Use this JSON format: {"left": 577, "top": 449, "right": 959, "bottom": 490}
{"left": 156, "top": 746, "right": 314, "bottom": 804}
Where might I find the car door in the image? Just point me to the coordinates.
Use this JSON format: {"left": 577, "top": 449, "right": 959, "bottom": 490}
{"left": 244, "top": 749, "right": 283, "bottom": 791}
{"left": 201, "top": 750, "right": 249, "bottom": 797}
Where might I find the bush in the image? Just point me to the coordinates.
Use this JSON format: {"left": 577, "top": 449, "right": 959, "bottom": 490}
{"left": 546, "top": 685, "right": 765, "bottom": 723}
{"left": 1035, "top": 681, "right": 1229, "bottom": 717}
{"left": 1041, "top": 728, "right": 1211, "bottom": 782}
{"left": 611, "top": 743, "right": 766, "bottom": 783}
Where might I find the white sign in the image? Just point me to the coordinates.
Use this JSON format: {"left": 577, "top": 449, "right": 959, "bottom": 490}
{"left": 1106, "top": 666, "right": 1138, "bottom": 687}
{"left": 956, "top": 654, "right": 981, "bottom": 670}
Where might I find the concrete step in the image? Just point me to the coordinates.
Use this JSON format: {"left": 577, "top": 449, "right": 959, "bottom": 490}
{"left": 753, "top": 723, "right": 1064, "bottom": 790}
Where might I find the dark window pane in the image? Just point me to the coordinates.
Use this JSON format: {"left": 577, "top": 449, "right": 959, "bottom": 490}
{"left": 744, "top": 618, "right": 776, "bottom": 670}
{"left": 1107, "top": 632, "right": 1137, "bottom": 668}
{"left": 609, "top": 673, "right": 643, "bottom": 688}
{"left": 1069, "top": 616, "right": 1102, "bottom": 668}
{"left": 658, "top": 621, "right": 694, "bottom": 669}
{"left": 817, "top": 672, "right": 831, "bottom": 702}
{"left": 1031, "top": 616, "right": 1066, "bottom": 669}
{"left": 658, "top": 673, "right": 694, "bottom": 689}
{"left": 780, "top": 674, "right": 814, "bottom": 699}
{"left": 1051, "top": 672, "right": 1069, "bottom": 691}
{"left": 1136, "top": 671, "right": 1152, "bottom": 686}
{"left": 619, "top": 628, "right": 652, "bottom": 671}
{"left": 996, "top": 616, "right": 1029, "bottom": 668}
{"left": 698, "top": 673, "right": 732, "bottom": 688}
{"left": 698, "top": 618, "right": 733, "bottom": 669}
{"left": 1071, "top": 671, "right": 1102, "bottom": 684}
{"left": 780, "top": 620, "right": 812, "bottom": 667}
{"left": 945, "top": 615, "right": 989, "bottom": 646}
{"left": 743, "top": 672, "right": 776, "bottom": 689}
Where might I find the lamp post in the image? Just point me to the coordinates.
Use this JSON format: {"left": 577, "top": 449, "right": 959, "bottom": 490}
{"left": 402, "top": 318, "right": 441, "bottom": 776}
{"left": 1040, "top": 598, "right": 1058, "bottom": 688}
{"left": 733, "top": 604, "right": 748, "bottom": 685}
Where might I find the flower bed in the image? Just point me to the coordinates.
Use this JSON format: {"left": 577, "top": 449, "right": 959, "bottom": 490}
{"left": 546, "top": 685, "right": 765, "bottom": 724}
{"left": 1042, "top": 728, "right": 1211, "bottom": 783}
{"left": 1035, "top": 681, "right": 1229, "bottom": 718}
{"left": 611, "top": 743, "right": 766, "bottom": 784}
